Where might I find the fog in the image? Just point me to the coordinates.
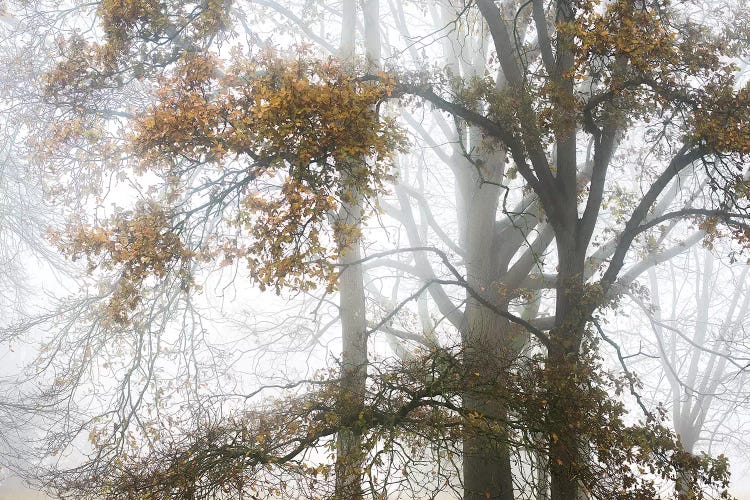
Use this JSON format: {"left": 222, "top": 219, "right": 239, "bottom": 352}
{"left": 1, "top": 0, "right": 750, "bottom": 499}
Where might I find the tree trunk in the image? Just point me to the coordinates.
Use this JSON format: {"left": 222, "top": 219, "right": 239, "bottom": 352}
{"left": 547, "top": 351, "right": 581, "bottom": 500}
{"left": 462, "top": 311, "right": 518, "bottom": 500}
{"left": 462, "top": 328, "right": 520, "bottom": 494}
{"left": 334, "top": 3, "right": 379, "bottom": 497}
{"left": 461, "top": 140, "right": 522, "bottom": 500}
{"left": 548, "top": 234, "right": 586, "bottom": 500}
{"left": 335, "top": 230, "right": 367, "bottom": 500}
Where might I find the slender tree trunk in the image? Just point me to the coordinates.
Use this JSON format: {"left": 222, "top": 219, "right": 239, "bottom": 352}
{"left": 334, "top": 2, "right": 380, "bottom": 497}
{"left": 334, "top": 1, "right": 365, "bottom": 497}
{"left": 535, "top": 437, "right": 550, "bottom": 500}
{"left": 336, "top": 227, "right": 368, "bottom": 499}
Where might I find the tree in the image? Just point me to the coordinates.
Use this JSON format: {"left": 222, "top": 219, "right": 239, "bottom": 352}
{"left": 0, "top": 7, "right": 92, "bottom": 479}
{"left": 334, "top": 1, "right": 384, "bottom": 497}
{"left": 11, "top": 0, "right": 750, "bottom": 498}
{"left": 639, "top": 249, "right": 750, "bottom": 496}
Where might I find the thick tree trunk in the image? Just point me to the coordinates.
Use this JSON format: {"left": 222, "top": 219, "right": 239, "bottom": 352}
{"left": 548, "top": 235, "right": 586, "bottom": 500}
{"left": 462, "top": 311, "right": 518, "bottom": 500}
{"left": 461, "top": 142, "right": 522, "bottom": 500}
{"left": 547, "top": 351, "right": 581, "bottom": 500}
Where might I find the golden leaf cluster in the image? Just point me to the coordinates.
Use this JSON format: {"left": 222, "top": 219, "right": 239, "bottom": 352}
{"left": 559, "top": 0, "right": 750, "bottom": 157}
{"left": 130, "top": 53, "right": 403, "bottom": 293}
{"left": 565, "top": 0, "right": 679, "bottom": 77}
{"left": 693, "top": 83, "right": 750, "bottom": 155}
{"left": 52, "top": 201, "right": 192, "bottom": 325}
{"left": 52, "top": 51, "right": 404, "bottom": 321}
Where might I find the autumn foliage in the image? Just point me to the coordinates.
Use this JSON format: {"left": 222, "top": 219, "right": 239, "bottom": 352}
{"left": 59, "top": 344, "right": 732, "bottom": 499}
{"left": 26, "top": 0, "right": 750, "bottom": 498}
{"left": 131, "top": 52, "right": 402, "bottom": 291}
{"left": 49, "top": 50, "right": 403, "bottom": 323}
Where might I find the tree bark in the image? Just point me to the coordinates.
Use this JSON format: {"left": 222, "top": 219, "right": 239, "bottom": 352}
{"left": 334, "top": 3, "right": 380, "bottom": 497}
{"left": 548, "top": 231, "right": 586, "bottom": 500}
{"left": 460, "top": 137, "right": 522, "bottom": 500}
{"left": 335, "top": 228, "right": 368, "bottom": 500}
{"left": 462, "top": 311, "right": 518, "bottom": 500}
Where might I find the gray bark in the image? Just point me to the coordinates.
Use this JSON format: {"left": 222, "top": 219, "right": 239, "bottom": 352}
{"left": 334, "top": 2, "right": 380, "bottom": 497}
